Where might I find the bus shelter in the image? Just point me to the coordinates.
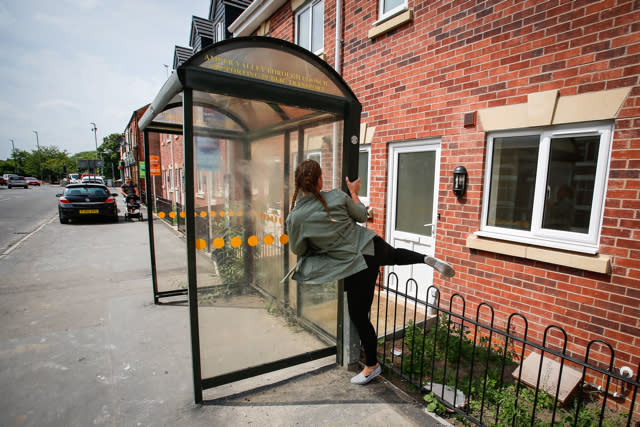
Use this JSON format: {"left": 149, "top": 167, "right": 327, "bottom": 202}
{"left": 139, "top": 37, "right": 361, "bottom": 403}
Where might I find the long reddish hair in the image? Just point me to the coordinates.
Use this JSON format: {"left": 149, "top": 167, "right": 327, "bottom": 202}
{"left": 290, "top": 159, "right": 332, "bottom": 218}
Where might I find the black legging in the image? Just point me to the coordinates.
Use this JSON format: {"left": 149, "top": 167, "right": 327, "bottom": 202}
{"left": 344, "top": 236, "right": 425, "bottom": 366}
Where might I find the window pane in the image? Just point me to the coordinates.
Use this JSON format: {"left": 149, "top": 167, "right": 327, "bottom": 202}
{"left": 395, "top": 151, "right": 434, "bottom": 235}
{"left": 487, "top": 136, "right": 539, "bottom": 231}
{"left": 311, "top": 1, "right": 324, "bottom": 53}
{"left": 297, "top": 8, "right": 310, "bottom": 50}
{"left": 383, "top": 0, "right": 404, "bottom": 14}
{"left": 542, "top": 136, "right": 599, "bottom": 233}
{"left": 358, "top": 151, "right": 368, "bottom": 197}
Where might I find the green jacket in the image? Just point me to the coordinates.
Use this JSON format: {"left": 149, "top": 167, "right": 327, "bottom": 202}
{"left": 285, "top": 189, "right": 377, "bottom": 284}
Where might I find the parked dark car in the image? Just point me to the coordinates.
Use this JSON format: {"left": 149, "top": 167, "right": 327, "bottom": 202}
{"left": 25, "top": 177, "right": 41, "bottom": 186}
{"left": 56, "top": 184, "right": 119, "bottom": 224}
{"left": 8, "top": 176, "right": 28, "bottom": 189}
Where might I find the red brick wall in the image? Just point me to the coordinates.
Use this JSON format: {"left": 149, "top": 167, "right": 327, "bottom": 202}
{"left": 158, "top": 133, "right": 185, "bottom": 203}
{"left": 347, "top": 0, "right": 639, "bottom": 369}
{"left": 268, "top": 0, "right": 640, "bottom": 369}
{"left": 268, "top": 3, "right": 294, "bottom": 40}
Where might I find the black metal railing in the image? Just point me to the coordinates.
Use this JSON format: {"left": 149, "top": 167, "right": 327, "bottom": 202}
{"left": 176, "top": 202, "right": 186, "bottom": 233}
{"left": 155, "top": 197, "right": 174, "bottom": 226}
{"left": 373, "top": 272, "right": 640, "bottom": 426}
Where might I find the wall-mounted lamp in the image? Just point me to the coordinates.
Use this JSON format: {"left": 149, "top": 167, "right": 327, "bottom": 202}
{"left": 453, "top": 166, "right": 468, "bottom": 197}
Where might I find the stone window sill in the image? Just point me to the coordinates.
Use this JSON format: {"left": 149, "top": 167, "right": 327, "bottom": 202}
{"left": 368, "top": 9, "right": 413, "bottom": 39}
{"left": 466, "top": 235, "right": 611, "bottom": 274}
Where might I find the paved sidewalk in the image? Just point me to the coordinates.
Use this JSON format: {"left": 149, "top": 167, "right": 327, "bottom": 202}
{"left": 0, "top": 200, "right": 447, "bottom": 426}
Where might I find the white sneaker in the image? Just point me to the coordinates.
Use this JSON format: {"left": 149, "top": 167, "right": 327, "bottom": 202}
{"left": 425, "top": 256, "right": 455, "bottom": 277}
{"left": 350, "top": 365, "right": 381, "bottom": 385}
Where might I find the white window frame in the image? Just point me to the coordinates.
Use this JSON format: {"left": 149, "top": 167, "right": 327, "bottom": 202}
{"left": 378, "top": 0, "right": 408, "bottom": 22}
{"left": 197, "top": 171, "right": 205, "bottom": 194}
{"left": 292, "top": 150, "right": 322, "bottom": 169}
{"left": 358, "top": 145, "right": 371, "bottom": 207}
{"left": 295, "top": 0, "right": 324, "bottom": 55}
{"left": 478, "top": 121, "right": 613, "bottom": 254}
{"left": 216, "top": 21, "right": 224, "bottom": 42}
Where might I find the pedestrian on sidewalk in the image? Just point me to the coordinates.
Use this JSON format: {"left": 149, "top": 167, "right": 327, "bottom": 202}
{"left": 285, "top": 159, "right": 454, "bottom": 385}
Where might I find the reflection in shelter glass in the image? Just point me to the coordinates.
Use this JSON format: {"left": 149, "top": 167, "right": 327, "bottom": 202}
{"left": 191, "top": 98, "right": 343, "bottom": 378}
{"left": 150, "top": 132, "right": 188, "bottom": 295}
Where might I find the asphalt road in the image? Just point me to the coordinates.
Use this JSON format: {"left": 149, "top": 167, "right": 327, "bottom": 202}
{"left": 0, "top": 184, "right": 62, "bottom": 254}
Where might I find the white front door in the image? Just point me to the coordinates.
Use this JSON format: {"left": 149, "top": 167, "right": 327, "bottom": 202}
{"left": 385, "top": 140, "right": 441, "bottom": 303}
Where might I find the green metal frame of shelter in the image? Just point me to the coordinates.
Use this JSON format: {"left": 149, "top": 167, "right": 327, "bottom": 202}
{"left": 139, "top": 37, "right": 361, "bottom": 403}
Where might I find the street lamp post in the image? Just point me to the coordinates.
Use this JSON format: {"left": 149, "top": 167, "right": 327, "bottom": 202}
{"left": 9, "top": 139, "right": 17, "bottom": 173}
{"left": 90, "top": 122, "right": 101, "bottom": 176}
{"left": 33, "top": 131, "right": 42, "bottom": 179}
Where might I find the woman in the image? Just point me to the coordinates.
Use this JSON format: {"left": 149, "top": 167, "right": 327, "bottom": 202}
{"left": 286, "top": 160, "right": 454, "bottom": 385}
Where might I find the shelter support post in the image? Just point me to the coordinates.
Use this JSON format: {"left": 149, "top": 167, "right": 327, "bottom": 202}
{"left": 340, "top": 103, "right": 362, "bottom": 368}
{"left": 184, "top": 88, "right": 204, "bottom": 404}
{"left": 144, "top": 130, "right": 160, "bottom": 304}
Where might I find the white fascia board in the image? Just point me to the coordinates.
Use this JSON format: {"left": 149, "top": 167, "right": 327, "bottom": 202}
{"left": 229, "top": 0, "right": 287, "bottom": 37}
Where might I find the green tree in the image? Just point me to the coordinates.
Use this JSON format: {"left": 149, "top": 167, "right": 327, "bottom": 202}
{"left": 98, "top": 133, "right": 122, "bottom": 180}
{"left": 18, "top": 146, "right": 72, "bottom": 182}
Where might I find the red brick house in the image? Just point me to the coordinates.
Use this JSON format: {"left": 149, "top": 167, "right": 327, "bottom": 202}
{"left": 122, "top": 105, "right": 153, "bottom": 193}
{"left": 227, "top": 0, "right": 639, "bottom": 377}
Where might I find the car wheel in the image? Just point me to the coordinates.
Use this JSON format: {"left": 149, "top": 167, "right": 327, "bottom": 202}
{"left": 59, "top": 215, "right": 69, "bottom": 224}
{"left": 7, "top": 185, "right": 11, "bottom": 189}
{"left": 24, "top": 185, "right": 28, "bottom": 189}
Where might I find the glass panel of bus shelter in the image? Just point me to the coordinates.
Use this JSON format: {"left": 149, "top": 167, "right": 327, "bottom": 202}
{"left": 288, "top": 121, "right": 343, "bottom": 338}
{"left": 193, "top": 113, "right": 344, "bottom": 380}
{"left": 149, "top": 131, "right": 189, "bottom": 295}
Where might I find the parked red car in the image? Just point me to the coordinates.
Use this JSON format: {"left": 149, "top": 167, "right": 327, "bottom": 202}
{"left": 25, "top": 177, "right": 41, "bottom": 186}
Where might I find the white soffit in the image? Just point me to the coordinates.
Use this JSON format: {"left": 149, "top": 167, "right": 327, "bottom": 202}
{"left": 229, "top": 0, "right": 288, "bottom": 37}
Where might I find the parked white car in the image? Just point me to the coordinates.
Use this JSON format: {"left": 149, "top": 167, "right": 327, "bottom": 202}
{"left": 81, "top": 176, "right": 105, "bottom": 185}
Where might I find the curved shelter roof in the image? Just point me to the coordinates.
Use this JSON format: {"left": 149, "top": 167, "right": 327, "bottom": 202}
{"left": 140, "top": 36, "right": 361, "bottom": 141}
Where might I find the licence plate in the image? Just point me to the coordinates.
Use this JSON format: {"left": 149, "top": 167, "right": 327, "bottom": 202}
{"left": 79, "top": 209, "right": 99, "bottom": 214}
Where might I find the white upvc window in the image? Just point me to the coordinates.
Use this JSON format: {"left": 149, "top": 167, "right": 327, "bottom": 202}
{"left": 358, "top": 145, "right": 371, "bottom": 207}
{"left": 478, "top": 122, "right": 613, "bottom": 254}
{"left": 197, "top": 171, "right": 205, "bottom": 194}
{"left": 379, "top": 0, "right": 407, "bottom": 21}
{"left": 216, "top": 21, "right": 224, "bottom": 42}
{"left": 295, "top": 0, "right": 324, "bottom": 54}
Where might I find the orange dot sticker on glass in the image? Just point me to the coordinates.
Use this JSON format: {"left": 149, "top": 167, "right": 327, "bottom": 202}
{"left": 280, "top": 234, "right": 289, "bottom": 245}
{"left": 219, "top": 211, "right": 226, "bottom": 217}
{"left": 195, "top": 238, "right": 206, "bottom": 250}
{"left": 264, "top": 235, "right": 275, "bottom": 245}
{"left": 230, "top": 236, "right": 242, "bottom": 248}
{"left": 200, "top": 211, "right": 207, "bottom": 218}
{"left": 158, "top": 211, "right": 166, "bottom": 219}
{"left": 169, "top": 211, "right": 177, "bottom": 219}
{"left": 247, "top": 235, "right": 258, "bottom": 247}
{"left": 180, "top": 211, "right": 186, "bottom": 218}
{"left": 228, "top": 211, "right": 234, "bottom": 217}
{"left": 213, "top": 237, "right": 225, "bottom": 249}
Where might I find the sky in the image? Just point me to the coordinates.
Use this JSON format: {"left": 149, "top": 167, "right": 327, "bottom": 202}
{"left": 0, "top": 0, "right": 211, "bottom": 160}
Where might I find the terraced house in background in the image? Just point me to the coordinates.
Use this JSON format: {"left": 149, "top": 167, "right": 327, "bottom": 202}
{"left": 124, "top": 0, "right": 639, "bottom": 421}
